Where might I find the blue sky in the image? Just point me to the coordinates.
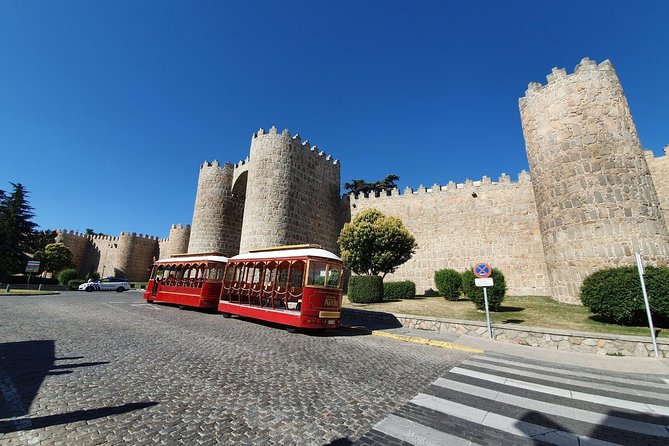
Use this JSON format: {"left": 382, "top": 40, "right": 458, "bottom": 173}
{"left": 1, "top": 1, "right": 668, "bottom": 238}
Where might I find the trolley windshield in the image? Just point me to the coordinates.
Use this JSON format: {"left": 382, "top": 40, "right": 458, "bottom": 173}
{"left": 306, "top": 261, "right": 343, "bottom": 289}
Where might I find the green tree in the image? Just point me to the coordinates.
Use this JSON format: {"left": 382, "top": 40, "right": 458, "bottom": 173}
{"left": 31, "top": 229, "right": 57, "bottom": 252}
{"left": 338, "top": 208, "right": 417, "bottom": 278}
{"left": 0, "top": 183, "right": 38, "bottom": 279}
{"left": 34, "top": 242, "right": 74, "bottom": 276}
{"left": 344, "top": 174, "right": 400, "bottom": 197}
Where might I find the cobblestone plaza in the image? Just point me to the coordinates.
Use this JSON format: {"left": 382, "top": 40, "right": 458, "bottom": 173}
{"left": 0, "top": 292, "right": 469, "bottom": 445}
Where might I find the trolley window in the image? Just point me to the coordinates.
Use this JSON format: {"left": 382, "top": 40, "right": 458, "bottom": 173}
{"left": 307, "top": 261, "right": 342, "bottom": 288}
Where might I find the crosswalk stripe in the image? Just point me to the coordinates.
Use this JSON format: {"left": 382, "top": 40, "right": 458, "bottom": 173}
{"left": 411, "top": 393, "right": 619, "bottom": 446}
{"left": 464, "top": 359, "right": 667, "bottom": 400}
{"left": 432, "top": 377, "right": 669, "bottom": 438}
{"left": 374, "top": 414, "right": 478, "bottom": 446}
{"left": 471, "top": 354, "right": 669, "bottom": 390}
{"left": 450, "top": 367, "right": 669, "bottom": 415}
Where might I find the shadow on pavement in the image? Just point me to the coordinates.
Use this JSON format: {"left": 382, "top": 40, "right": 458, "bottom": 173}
{"left": 0, "top": 340, "right": 109, "bottom": 419}
{"left": 323, "top": 438, "right": 353, "bottom": 446}
{"left": 0, "top": 402, "right": 158, "bottom": 433}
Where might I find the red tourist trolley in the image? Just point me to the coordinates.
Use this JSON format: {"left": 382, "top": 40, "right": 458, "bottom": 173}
{"left": 144, "top": 253, "right": 228, "bottom": 309}
{"left": 219, "top": 245, "right": 344, "bottom": 329}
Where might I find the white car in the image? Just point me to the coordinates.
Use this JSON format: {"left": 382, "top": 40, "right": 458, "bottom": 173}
{"left": 79, "top": 277, "right": 131, "bottom": 292}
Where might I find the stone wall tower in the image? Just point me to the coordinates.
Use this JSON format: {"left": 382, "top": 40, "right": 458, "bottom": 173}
{"left": 520, "top": 57, "right": 669, "bottom": 303}
{"left": 238, "top": 126, "right": 341, "bottom": 253}
{"left": 188, "top": 161, "right": 243, "bottom": 256}
{"left": 115, "top": 233, "right": 158, "bottom": 281}
{"left": 165, "top": 224, "right": 191, "bottom": 258}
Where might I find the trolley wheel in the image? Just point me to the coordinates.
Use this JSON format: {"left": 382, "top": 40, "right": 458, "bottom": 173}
{"left": 147, "top": 299, "right": 154, "bottom": 304}
{"left": 221, "top": 312, "right": 231, "bottom": 318}
{"left": 85, "top": 286, "right": 94, "bottom": 292}
{"left": 286, "top": 327, "right": 298, "bottom": 334}
{"left": 178, "top": 305, "right": 185, "bottom": 310}
{"left": 116, "top": 287, "right": 125, "bottom": 293}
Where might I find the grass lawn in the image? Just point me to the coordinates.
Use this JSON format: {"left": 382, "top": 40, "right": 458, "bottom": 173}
{"left": 343, "top": 295, "right": 668, "bottom": 338}
{"left": 0, "top": 289, "right": 58, "bottom": 295}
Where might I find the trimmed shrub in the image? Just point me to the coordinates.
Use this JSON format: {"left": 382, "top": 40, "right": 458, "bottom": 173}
{"left": 348, "top": 275, "right": 384, "bottom": 303}
{"left": 580, "top": 266, "right": 669, "bottom": 325}
{"left": 58, "top": 268, "right": 79, "bottom": 286}
{"left": 434, "top": 268, "right": 462, "bottom": 300}
{"left": 461, "top": 268, "right": 507, "bottom": 311}
{"left": 384, "top": 280, "right": 416, "bottom": 299}
{"left": 68, "top": 279, "right": 86, "bottom": 290}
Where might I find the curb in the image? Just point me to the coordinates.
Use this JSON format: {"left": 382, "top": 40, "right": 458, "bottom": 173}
{"left": 344, "top": 326, "right": 484, "bottom": 353}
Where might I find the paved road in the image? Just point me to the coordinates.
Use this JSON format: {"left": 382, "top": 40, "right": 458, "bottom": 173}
{"left": 0, "top": 291, "right": 471, "bottom": 445}
{"left": 358, "top": 351, "right": 669, "bottom": 445}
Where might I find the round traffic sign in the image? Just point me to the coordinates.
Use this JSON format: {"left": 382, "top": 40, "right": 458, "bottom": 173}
{"left": 473, "top": 263, "right": 492, "bottom": 278}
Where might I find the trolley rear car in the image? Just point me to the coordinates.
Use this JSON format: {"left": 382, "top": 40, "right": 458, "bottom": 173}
{"left": 219, "top": 245, "right": 344, "bottom": 329}
{"left": 144, "top": 253, "right": 228, "bottom": 309}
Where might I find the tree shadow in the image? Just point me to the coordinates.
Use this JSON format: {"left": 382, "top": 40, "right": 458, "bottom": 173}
{"left": 502, "top": 319, "right": 525, "bottom": 324}
{"left": 0, "top": 340, "right": 157, "bottom": 434}
{"left": 323, "top": 438, "right": 353, "bottom": 446}
{"left": 0, "top": 340, "right": 109, "bottom": 419}
{"left": 515, "top": 408, "right": 669, "bottom": 445}
{"left": 495, "top": 306, "right": 525, "bottom": 313}
{"left": 0, "top": 402, "right": 158, "bottom": 433}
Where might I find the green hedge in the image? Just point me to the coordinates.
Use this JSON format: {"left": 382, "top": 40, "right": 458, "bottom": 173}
{"left": 461, "top": 268, "right": 507, "bottom": 311}
{"left": 68, "top": 279, "right": 87, "bottom": 290}
{"left": 434, "top": 268, "right": 462, "bottom": 300}
{"left": 348, "top": 275, "right": 384, "bottom": 303}
{"left": 580, "top": 266, "right": 669, "bottom": 325}
{"left": 58, "top": 268, "right": 79, "bottom": 286}
{"left": 383, "top": 280, "right": 416, "bottom": 299}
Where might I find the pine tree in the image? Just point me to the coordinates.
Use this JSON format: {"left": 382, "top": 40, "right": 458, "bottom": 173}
{"left": 0, "top": 183, "right": 39, "bottom": 278}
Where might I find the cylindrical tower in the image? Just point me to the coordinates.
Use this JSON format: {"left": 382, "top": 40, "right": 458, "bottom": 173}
{"left": 115, "top": 232, "right": 157, "bottom": 281}
{"left": 166, "top": 224, "right": 191, "bottom": 257}
{"left": 188, "top": 161, "right": 241, "bottom": 256}
{"left": 520, "top": 57, "right": 669, "bottom": 303}
{"left": 238, "top": 126, "right": 341, "bottom": 253}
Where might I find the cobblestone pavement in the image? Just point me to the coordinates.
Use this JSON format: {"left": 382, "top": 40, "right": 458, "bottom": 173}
{"left": 0, "top": 292, "right": 471, "bottom": 445}
{"left": 357, "top": 351, "right": 669, "bottom": 445}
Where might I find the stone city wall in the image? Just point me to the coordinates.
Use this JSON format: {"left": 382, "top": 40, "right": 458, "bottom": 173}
{"left": 349, "top": 172, "right": 551, "bottom": 296}
{"left": 238, "top": 127, "right": 341, "bottom": 253}
{"left": 158, "top": 224, "right": 191, "bottom": 259}
{"left": 188, "top": 161, "right": 241, "bottom": 256}
{"left": 645, "top": 147, "right": 669, "bottom": 225}
{"left": 57, "top": 229, "right": 186, "bottom": 282}
{"left": 520, "top": 58, "right": 669, "bottom": 302}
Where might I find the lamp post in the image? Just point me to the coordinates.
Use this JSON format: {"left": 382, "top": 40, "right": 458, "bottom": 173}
{"left": 101, "top": 265, "right": 106, "bottom": 278}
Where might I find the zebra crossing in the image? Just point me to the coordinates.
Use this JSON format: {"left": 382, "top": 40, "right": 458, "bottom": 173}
{"left": 357, "top": 352, "right": 669, "bottom": 446}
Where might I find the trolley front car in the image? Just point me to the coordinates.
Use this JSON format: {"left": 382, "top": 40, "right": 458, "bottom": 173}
{"left": 219, "top": 245, "right": 344, "bottom": 329}
{"left": 144, "top": 253, "right": 228, "bottom": 309}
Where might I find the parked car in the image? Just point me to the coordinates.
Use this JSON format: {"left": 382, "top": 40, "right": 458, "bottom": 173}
{"left": 79, "top": 277, "right": 131, "bottom": 292}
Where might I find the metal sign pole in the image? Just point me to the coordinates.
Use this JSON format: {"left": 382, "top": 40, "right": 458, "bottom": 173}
{"left": 635, "top": 252, "right": 659, "bottom": 358}
{"left": 483, "top": 287, "right": 492, "bottom": 339}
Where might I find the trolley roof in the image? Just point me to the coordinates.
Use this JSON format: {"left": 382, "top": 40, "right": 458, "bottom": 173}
{"left": 154, "top": 254, "right": 229, "bottom": 264}
{"left": 230, "top": 247, "right": 342, "bottom": 262}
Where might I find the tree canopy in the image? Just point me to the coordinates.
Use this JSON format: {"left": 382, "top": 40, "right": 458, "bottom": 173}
{"left": 33, "top": 242, "right": 74, "bottom": 276}
{"left": 343, "top": 174, "right": 400, "bottom": 197}
{"left": 338, "top": 208, "right": 417, "bottom": 277}
{"left": 0, "top": 183, "right": 39, "bottom": 279}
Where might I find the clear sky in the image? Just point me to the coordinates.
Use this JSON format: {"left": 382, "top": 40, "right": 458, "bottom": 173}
{"left": 1, "top": 1, "right": 668, "bottom": 238}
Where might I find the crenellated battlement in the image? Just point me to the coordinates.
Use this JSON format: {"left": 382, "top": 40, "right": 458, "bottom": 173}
{"left": 119, "top": 231, "right": 161, "bottom": 241}
{"left": 520, "top": 57, "right": 616, "bottom": 104}
{"left": 252, "top": 125, "right": 340, "bottom": 167}
{"left": 349, "top": 170, "right": 531, "bottom": 201}
{"left": 56, "top": 229, "right": 119, "bottom": 242}
{"left": 644, "top": 146, "right": 669, "bottom": 160}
